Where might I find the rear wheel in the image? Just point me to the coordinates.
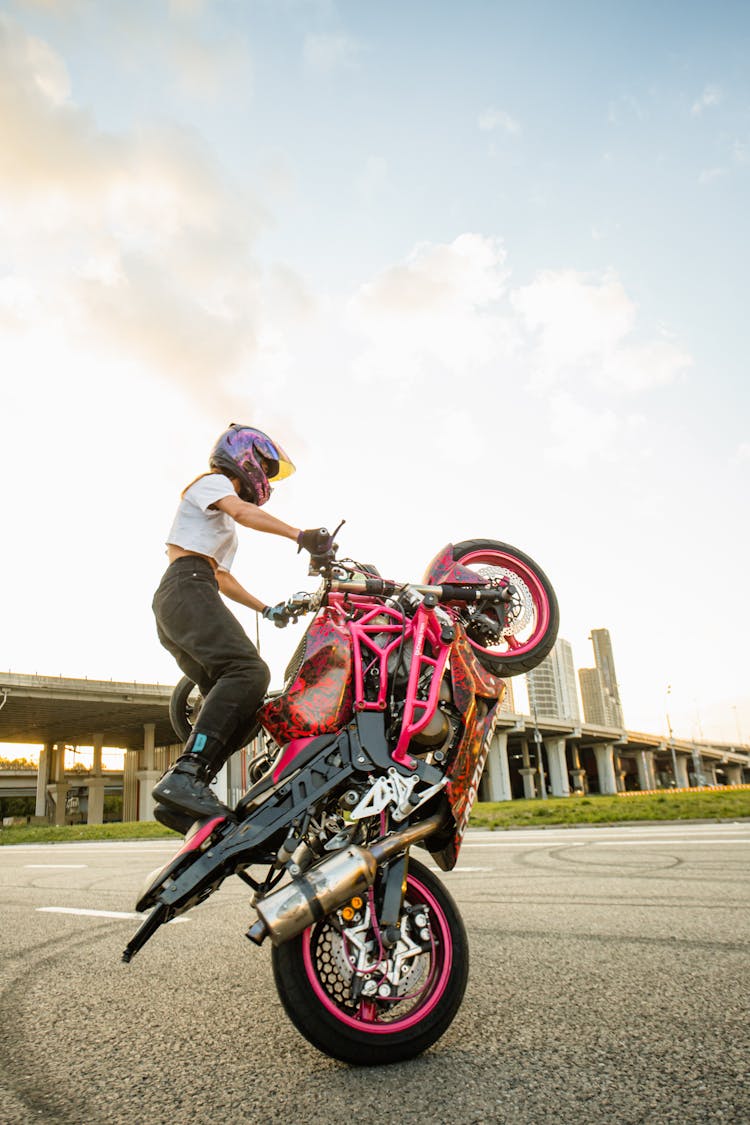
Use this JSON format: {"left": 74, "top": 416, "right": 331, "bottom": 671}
{"left": 271, "top": 858, "right": 468, "bottom": 1065}
{"left": 452, "top": 538, "right": 559, "bottom": 676}
{"left": 169, "top": 675, "right": 203, "bottom": 742}
{"left": 168, "top": 676, "right": 262, "bottom": 758}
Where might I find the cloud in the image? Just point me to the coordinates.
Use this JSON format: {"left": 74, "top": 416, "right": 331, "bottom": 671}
{"left": 166, "top": 31, "right": 253, "bottom": 101}
{"left": 303, "top": 31, "right": 361, "bottom": 73}
{"left": 512, "top": 270, "right": 635, "bottom": 366}
{"left": 543, "top": 392, "right": 622, "bottom": 467}
{"left": 698, "top": 166, "right": 728, "bottom": 184}
{"left": 511, "top": 269, "right": 691, "bottom": 392}
{"left": 691, "top": 83, "right": 723, "bottom": 115}
{"left": 0, "top": 15, "right": 275, "bottom": 402}
{"left": 350, "top": 233, "right": 513, "bottom": 376}
{"left": 478, "top": 107, "right": 521, "bottom": 134}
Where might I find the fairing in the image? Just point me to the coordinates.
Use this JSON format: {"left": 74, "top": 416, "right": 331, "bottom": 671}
{"left": 422, "top": 543, "right": 483, "bottom": 587}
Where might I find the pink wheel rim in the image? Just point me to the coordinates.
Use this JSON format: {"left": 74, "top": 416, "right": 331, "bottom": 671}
{"left": 458, "top": 548, "right": 551, "bottom": 660}
{"left": 301, "top": 873, "right": 453, "bottom": 1034}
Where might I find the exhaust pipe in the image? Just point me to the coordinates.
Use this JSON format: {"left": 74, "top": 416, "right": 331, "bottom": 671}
{"left": 246, "top": 813, "right": 444, "bottom": 946}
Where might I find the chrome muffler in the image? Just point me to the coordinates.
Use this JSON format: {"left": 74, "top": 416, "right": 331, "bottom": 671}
{"left": 246, "top": 812, "right": 444, "bottom": 946}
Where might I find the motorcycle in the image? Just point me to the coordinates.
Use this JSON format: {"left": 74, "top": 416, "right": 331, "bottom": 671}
{"left": 123, "top": 535, "right": 558, "bottom": 1065}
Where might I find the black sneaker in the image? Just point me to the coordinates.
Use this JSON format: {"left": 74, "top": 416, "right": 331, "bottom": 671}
{"left": 153, "top": 803, "right": 197, "bottom": 835}
{"left": 152, "top": 756, "right": 232, "bottom": 821}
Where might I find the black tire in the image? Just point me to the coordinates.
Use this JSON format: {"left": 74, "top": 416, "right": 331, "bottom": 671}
{"left": 452, "top": 538, "right": 559, "bottom": 677}
{"left": 271, "top": 858, "right": 469, "bottom": 1065}
{"left": 169, "top": 675, "right": 262, "bottom": 752}
{"left": 169, "top": 675, "right": 203, "bottom": 742}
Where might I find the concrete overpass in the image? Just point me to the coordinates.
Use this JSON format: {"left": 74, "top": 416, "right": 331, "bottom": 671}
{"left": 1, "top": 674, "right": 749, "bottom": 824}
{"left": 478, "top": 712, "right": 750, "bottom": 801}
{"left": 0, "top": 673, "right": 177, "bottom": 826}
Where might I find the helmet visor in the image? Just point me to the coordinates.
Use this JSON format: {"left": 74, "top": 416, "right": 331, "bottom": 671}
{"left": 252, "top": 433, "right": 295, "bottom": 481}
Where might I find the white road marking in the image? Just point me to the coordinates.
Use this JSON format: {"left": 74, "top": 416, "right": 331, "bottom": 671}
{"left": 430, "top": 866, "right": 492, "bottom": 873}
{"left": 580, "top": 838, "right": 750, "bottom": 847}
{"left": 461, "top": 838, "right": 750, "bottom": 848}
{"left": 36, "top": 907, "right": 189, "bottom": 923}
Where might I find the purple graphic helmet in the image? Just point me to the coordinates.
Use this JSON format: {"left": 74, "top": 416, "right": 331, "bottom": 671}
{"left": 209, "top": 424, "right": 295, "bottom": 506}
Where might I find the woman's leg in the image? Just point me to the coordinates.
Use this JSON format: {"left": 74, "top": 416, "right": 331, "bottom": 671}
{"left": 152, "top": 561, "right": 270, "bottom": 817}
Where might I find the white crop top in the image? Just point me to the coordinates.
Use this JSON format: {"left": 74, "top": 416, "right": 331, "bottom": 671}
{"left": 166, "top": 474, "right": 238, "bottom": 572}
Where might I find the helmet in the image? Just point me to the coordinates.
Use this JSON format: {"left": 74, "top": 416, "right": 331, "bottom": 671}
{"left": 209, "top": 424, "right": 295, "bottom": 506}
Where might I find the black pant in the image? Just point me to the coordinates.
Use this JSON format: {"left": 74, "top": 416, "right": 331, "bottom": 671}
{"left": 152, "top": 557, "right": 270, "bottom": 759}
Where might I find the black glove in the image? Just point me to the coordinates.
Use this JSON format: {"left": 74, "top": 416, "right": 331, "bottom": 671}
{"left": 262, "top": 602, "right": 288, "bottom": 628}
{"left": 297, "top": 527, "right": 334, "bottom": 556}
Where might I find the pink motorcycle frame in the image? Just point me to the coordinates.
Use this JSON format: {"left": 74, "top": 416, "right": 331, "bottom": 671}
{"left": 260, "top": 583, "right": 506, "bottom": 870}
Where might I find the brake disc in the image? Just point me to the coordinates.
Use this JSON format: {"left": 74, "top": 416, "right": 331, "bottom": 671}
{"left": 477, "top": 564, "right": 533, "bottom": 636}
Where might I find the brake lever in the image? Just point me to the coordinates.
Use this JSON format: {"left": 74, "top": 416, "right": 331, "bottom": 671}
{"left": 308, "top": 518, "right": 345, "bottom": 577}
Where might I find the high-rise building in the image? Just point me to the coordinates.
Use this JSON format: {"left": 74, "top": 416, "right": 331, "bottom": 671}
{"left": 526, "top": 638, "right": 581, "bottom": 722}
{"left": 499, "top": 676, "right": 516, "bottom": 714}
{"left": 578, "top": 666, "right": 609, "bottom": 726}
{"left": 579, "top": 628, "right": 624, "bottom": 728}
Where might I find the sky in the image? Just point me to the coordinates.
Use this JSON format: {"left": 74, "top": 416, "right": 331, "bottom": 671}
{"left": 0, "top": 0, "right": 748, "bottom": 751}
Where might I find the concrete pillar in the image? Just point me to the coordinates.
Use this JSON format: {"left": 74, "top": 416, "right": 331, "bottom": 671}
{"left": 701, "top": 761, "right": 717, "bottom": 786}
{"left": 613, "top": 750, "right": 626, "bottom": 793}
{"left": 673, "top": 753, "right": 690, "bottom": 788}
{"left": 568, "top": 741, "right": 587, "bottom": 794}
{"left": 519, "top": 768, "right": 537, "bottom": 799}
{"left": 545, "top": 737, "right": 570, "bottom": 797}
{"left": 136, "top": 723, "right": 160, "bottom": 822}
{"left": 87, "top": 732, "right": 105, "bottom": 825}
{"left": 47, "top": 744, "right": 69, "bottom": 826}
{"left": 570, "top": 769, "right": 587, "bottom": 794}
{"left": 724, "top": 763, "right": 743, "bottom": 786}
{"left": 123, "top": 749, "right": 139, "bottom": 822}
{"left": 593, "top": 743, "right": 618, "bottom": 796}
{"left": 36, "top": 744, "right": 51, "bottom": 818}
{"left": 483, "top": 731, "right": 512, "bottom": 802}
{"left": 636, "top": 749, "right": 656, "bottom": 792}
{"left": 143, "top": 723, "right": 156, "bottom": 771}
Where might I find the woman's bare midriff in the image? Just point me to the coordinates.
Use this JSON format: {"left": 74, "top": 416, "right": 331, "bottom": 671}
{"left": 166, "top": 544, "right": 218, "bottom": 569}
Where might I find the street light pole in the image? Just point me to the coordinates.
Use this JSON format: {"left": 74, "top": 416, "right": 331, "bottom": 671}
{"left": 532, "top": 705, "right": 547, "bottom": 800}
{"left": 666, "top": 685, "right": 678, "bottom": 788}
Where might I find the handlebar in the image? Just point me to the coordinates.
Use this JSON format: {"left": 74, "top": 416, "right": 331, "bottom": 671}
{"left": 329, "top": 578, "right": 514, "bottom": 604}
{"left": 276, "top": 530, "right": 515, "bottom": 628}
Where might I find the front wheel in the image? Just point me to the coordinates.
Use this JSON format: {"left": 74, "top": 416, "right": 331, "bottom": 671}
{"left": 452, "top": 538, "right": 559, "bottom": 677}
{"left": 271, "top": 858, "right": 469, "bottom": 1065}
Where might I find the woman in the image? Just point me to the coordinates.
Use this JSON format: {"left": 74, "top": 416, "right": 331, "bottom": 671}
{"left": 152, "top": 423, "right": 332, "bottom": 823}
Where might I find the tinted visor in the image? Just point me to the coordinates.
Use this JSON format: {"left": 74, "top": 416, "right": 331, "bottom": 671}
{"left": 253, "top": 434, "right": 295, "bottom": 481}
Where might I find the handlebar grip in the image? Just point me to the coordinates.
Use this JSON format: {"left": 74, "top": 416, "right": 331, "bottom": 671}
{"left": 438, "top": 583, "right": 510, "bottom": 603}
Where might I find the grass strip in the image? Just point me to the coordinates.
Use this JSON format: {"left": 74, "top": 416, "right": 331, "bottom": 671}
{"left": 2, "top": 788, "right": 749, "bottom": 844}
{"left": 469, "top": 788, "right": 750, "bottom": 829}
{"left": 0, "top": 821, "right": 179, "bottom": 845}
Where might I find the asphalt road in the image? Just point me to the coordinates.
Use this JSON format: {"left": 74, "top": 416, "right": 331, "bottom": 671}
{"left": 2, "top": 821, "right": 749, "bottom": 1125}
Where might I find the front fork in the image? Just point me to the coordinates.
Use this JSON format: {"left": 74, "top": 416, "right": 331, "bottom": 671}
{"left": 378, "top": 853, "right": 409, "bottom": 947}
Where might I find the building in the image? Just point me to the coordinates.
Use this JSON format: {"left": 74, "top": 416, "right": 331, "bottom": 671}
{"left": 579, "top": 628, "right": 624, "bottom": 728}
{"left": 578, "top": 666, "right": 609, "bottom": 726}
{"left": 499, "top": 676, "right": 515, "bottom": 714}
{"left": 526, "top": 638, "right": 581, "bottom": 722}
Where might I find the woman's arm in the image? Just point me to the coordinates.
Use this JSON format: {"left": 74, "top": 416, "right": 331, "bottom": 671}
{"left": 214, "top": 569, "right": 267, "bottom": 613}
{"left": 214, "top": 494, "right": 300, "bottom": 542}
